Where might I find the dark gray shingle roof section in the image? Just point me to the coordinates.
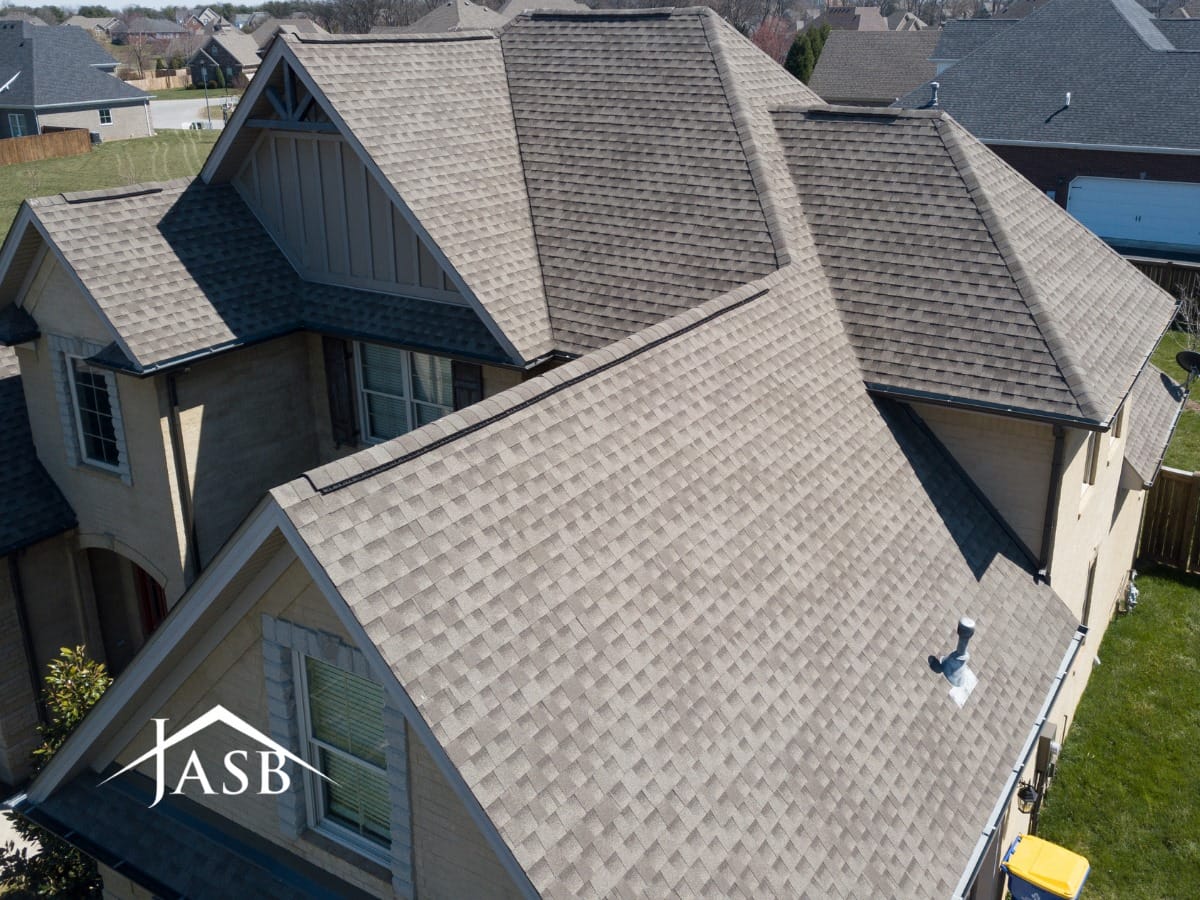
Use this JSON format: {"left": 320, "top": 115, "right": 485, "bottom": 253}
{"left": 8, "top": 181, "right": 508, "bottom": 372}
{"left": 0, "top": 347, "right": 75, "bottom": 556}
{"left": 898, "top": 0, "right": 1200, "bottom": 152}
{"left": 0, "top": 21, "right": 147, "bottom": 107}
{"left": 1124, "top": 363, "right": 1187, "bottom": 485}
{"left": 809, "top": 30, "right": 941, "bottom": 104}
{"left": 501, "top": 9, "right": 788, "bottom": 354}
{"left": 777, "top": 107, "right": 1176, "bottom": 425}
{"left": 275, "top": 265, "right": 1079, "bottom": 898}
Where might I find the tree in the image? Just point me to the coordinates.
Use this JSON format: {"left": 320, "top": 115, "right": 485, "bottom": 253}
{"left": 751, "top": 15, "right": 795, "bottom": 65}
{"left": 0, "top": 647, "right": 112, "bottom": 898}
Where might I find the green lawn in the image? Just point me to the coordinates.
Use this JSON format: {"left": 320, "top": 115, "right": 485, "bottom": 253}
{"left": 1150, "top": 331, "right": 1200, "bottom": 472}
{"left": 1038, "top": 567, "right": 1200, "bottom": 900}
{"left": 0, "top": 130, "right": 220, "bottom": 241}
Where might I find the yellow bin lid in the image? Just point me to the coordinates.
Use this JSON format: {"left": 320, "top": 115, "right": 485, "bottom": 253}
{"left": 1003, "top": 834, "right": 1090, "bottom": 899}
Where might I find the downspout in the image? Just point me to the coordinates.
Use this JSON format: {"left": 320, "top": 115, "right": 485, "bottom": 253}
{"left": 1038, "top": 425, "right": 1067, "bottom": 582}
{"left": 949, "top": 626, "right": 1087, "bottom": 900}
{"left": 8, "top": 555, "right": 47, "bottom": 725}
{"left": 165, "top": 373, "right": 201, "bottom": 583}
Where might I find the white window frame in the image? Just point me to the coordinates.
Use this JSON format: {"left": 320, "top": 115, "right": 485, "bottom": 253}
{"left": 353, "top": 342, "right": 453, "bottom": 444}
{"left": 66, "top": 354, "right": 124, "bottom": 473}
{"left": 293, "top": 651, "right": 392, "bottom": 867}
{"left": 7, "top": 113, "right": 26, "bottom": 137}
{"left": 98, "top": 107, "right": 113, "bottom": 126}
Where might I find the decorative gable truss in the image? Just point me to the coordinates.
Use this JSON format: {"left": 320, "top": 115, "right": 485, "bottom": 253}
{"left": 232, "top": 57, "right": 464, "bottom": 302}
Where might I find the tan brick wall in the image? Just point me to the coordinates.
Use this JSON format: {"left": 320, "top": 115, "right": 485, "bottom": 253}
{"left": 173, "top": 335, "right": 322, "bottom": 567}
{"left": 409, "top": 729, "right": 523, "bottom": 900}
{"left": 38, "top": 103, "right": 152, "bottom": 141}
{"left": 911, "top": 403, "right": 1055, "bottom": 555}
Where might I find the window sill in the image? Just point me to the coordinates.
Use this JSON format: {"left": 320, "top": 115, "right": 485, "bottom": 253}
{"left": 299, "top": 827, "right": 391, "bottom": 882}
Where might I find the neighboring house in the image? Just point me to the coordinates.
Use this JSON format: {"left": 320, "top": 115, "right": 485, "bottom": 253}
{"left": 109, "top": 17, "right": 189, "bottom": 44}
{"left": 249, "top": 15, "right": 328, "bottom": 49}
{"left": 0, "top": 9, "right": 1182, "bottom": 898}
{"left": 899, "top": 0, "right": 1200, "bottom": 272}
{"left": 808, "top": 29, "right": 940, "bottom": 105}
{"left": 0, "top": 22, "right": 151, "bottom": 141}
{"left": 187, "top": 28, "right": 262, "bottom": 87}
{"left": 61, "top": 14, "right": 119, "bottom": 36}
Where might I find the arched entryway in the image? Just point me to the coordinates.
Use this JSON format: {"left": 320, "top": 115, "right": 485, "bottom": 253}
{"left": 86, "top": 548, "right": 167, "bottom": 675}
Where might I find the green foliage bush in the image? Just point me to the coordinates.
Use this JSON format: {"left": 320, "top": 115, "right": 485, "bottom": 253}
{"left": 0, "top": 647, "right": 112, "bottom": 898}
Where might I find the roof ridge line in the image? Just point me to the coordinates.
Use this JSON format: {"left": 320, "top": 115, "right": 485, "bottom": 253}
{"left": 699, "top": 11, "right": 791, "bottom": 268}
{"left": 935, "top": 116, "right": 1100, "bottom": 421}
{"left": 294, "top": 278, "right": 773, "bottom": 498}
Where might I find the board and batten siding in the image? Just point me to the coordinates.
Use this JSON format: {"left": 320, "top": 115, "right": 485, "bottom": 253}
{"left": 234, "top": 131, "right": 461, "bottom": 300}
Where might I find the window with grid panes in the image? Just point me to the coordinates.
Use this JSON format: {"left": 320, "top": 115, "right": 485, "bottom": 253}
{"left": 297, "top": 655, "right": 390, "bottom": 855}
{"left": 355, "top": 342, "right": 453, "bottom": 442}
{"left": 68, "top": 358, "right": 121, "bottom": 468}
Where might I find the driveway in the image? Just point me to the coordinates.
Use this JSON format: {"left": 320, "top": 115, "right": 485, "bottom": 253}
{"left": 150, "top": 98, "right": 228, "bottom": 131}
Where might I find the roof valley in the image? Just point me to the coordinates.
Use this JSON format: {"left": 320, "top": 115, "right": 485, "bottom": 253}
{"left": 934, "top": 115, "right": 1096, "bottom": 420}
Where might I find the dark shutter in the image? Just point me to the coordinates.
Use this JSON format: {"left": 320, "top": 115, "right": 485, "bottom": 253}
{"left": 323, "top": 336, "right": 358, "bottom": 446}
{"left": 452, "top": 361, "right": 484, "bottom": 411}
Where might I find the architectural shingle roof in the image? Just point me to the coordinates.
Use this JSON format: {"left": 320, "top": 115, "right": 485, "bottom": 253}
{"left": 898, "top": 0, "right": 1200, "bottom": 152}
{"left": 16, "top": 181, "right": 508, "bottom": 372}
{"left": 0, "top": 21, "right": 146, "bottom": 107}
{"left": 0, "top": 347, "right": 75, "bottom": 557}
{"left": 778, "top": 107, "right": 1175, "bottom": 425}
{"left": 1124, "top": 364, "right": 1187, "bottom": 486}
{"left": 274, "top": 262, "right": 1079, "bottom": 898}
{"left": 809, "top": 30, "right": 941, "bottom": 105}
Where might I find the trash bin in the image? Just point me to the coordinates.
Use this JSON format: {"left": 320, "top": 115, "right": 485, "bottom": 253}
{"left": 1002, "top": 834, "right": 1090, "bottom": 900}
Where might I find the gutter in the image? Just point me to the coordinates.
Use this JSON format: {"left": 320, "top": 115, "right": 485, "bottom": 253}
{"left": 1038, "top": 425, "right": 1066, "bottom": 581}
{"left": 949, "top": 626, "right": 1087, "bottom": 900}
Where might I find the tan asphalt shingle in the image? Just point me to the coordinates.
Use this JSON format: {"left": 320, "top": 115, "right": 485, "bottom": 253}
{"left": 277, "top": 263, "right": 1078, "bottom": 898}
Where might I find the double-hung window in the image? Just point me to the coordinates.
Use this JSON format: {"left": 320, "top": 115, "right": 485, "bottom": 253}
{"left": 297, "top": 655, "right": 390, "bottom": 860}
{"left": 355, "top": 342, "right": 453, "bottom": 442}
{"left": 68, "top": 357, "right": 121, "bottom": 469}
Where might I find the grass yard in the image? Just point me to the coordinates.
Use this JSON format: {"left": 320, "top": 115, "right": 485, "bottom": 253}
{"left": 1150, "top": 331, "right": 1200, "bottom": 472}
{"left": 0, "top": 130, "right": 220, "bottom": 241}
{"left": 1038, "top": 567, "right": 1200, "bottom": 899}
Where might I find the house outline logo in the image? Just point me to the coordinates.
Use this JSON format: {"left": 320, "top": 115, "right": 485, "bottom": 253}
{"left": 102, "top": 703, "right": 332, "bottom": 808}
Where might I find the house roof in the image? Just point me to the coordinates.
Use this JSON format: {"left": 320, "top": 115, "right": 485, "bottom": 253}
{"left": 809, "top": 30, "right": 941, "bottom": 104}
{"left": 931, "top": 18, "right": 1015, "bottom": 61}
{"left": 0, "top": 347, "right": 76, "bottom": 557}
{"left": 898, "top": 0, "right": 1200, "bottom": 153}
{"left": 250, "top": 16, "right": 328, "bottom": 48}
{"left": 779, "top": 106, "right": 1175, "bottom": 425}
{"left": 196, "top": 28, "right": 262, "bottom": 68}
{"left": 7, "top": 181, "right": 508, "bottom": 372}
{"left": 0, "top": 21, "right": 145, "bottom": 108}
{"left": 1124, "top": 364, "right": 1187, "bottom": 486}
{"left": 401, "top": 0, "right": 506, "bottom": 33}
{"left": 269, "top": 260, "right": 1080, "bottom": 898}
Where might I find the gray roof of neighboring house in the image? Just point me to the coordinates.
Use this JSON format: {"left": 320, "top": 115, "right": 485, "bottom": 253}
{"left": 931, "top": 18, "right": 1016, "bottom": 60}
{"left": 778, "top": 106, "right": 1175, "bottom": 425}
{"left": 194, "top": 28, "right": 262, "bottom": 68}
{"left": 1124, "top": 363, "right": 1187, "bottom": 485}
{"left": 0, "top": 347, "right": 75, "bottom": 557}
{"left": 0, "top": 21, "right": 144, "bottom": 107}
{"left": 897, "top": 0, "right": 1200, "bottom": 152}
{"left": 809, "top": 30, "right": 941, "bottom": 104}
{"left": 273, "top": 261, "right": 1080, "bottom": 899}
{"left": 9, "top": 181, "right": 508, "bottom": 372}
{"left": 250, "top": 16, "right": 328, "bottom": 48}
{"left": 400, "top": 0, "right": 506, "bottom": 33}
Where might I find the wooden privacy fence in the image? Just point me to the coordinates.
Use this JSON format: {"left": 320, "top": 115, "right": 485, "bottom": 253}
{"left": 1138, "top": 466, "right": 1200, "bottom": 572}
{"left": 0, "top": 129, "right": 91, "bottom": 166}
